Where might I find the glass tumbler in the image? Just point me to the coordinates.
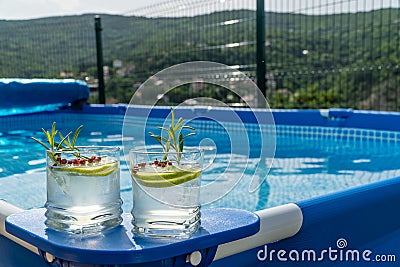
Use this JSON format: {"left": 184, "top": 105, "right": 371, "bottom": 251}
{"left": 45, "top": 146, "right": 123, "bottom": 235}
{"left": 130, "top": 147, "right": 203, "bottom": 239}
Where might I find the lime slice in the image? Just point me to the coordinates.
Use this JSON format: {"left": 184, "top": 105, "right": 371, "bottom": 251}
{"left": 56, "top": 162, "right": 118, "bottom": 176}
{"left": 133, "top": 169, "right": 201, "bottom": 188}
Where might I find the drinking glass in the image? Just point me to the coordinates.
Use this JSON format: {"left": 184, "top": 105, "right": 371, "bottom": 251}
{"left": 130, "top": 147, "right": 203, "bottom": 239}
{"left": 45, "top": 146, "right": 123, "bottom": 235}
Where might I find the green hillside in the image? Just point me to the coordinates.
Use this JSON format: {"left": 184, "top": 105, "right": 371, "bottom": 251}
{"left": 0, "top": 9, "right": 399, "bottom": 109}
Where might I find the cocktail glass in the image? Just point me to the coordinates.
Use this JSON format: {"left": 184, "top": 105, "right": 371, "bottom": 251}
{"left": 129, "top": 147, "right": 203, "bottom": 239}
{"left": 45, "top": 146, "right": 123, "bottom": 235}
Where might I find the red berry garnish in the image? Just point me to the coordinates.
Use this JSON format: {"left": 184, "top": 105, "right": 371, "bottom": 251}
{"left": 132, "top": 166, "right": 139, "bottom": 174}
{"left": 154, "top": 160, "right": 159, "bottom": 165}
{"left": 68, "top": 160, "right": 73, "bottom": 164}
{"left": 95, "top": 157, "right": 101, "bottom": 162}
{"left": 61, "top": 159, "right": 67, "bottom": 165}
{"left": 168, "top": 161, "right": 172, "bottom": 165}
{"left": 80, "top": 159, "right": 86, "bottom": 165}
{"left": 91, "top": 155, "right": 96, "bottom": 160}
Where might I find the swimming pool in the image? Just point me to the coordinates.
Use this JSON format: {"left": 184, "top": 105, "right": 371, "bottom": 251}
{"left": 1, "top": 105, "right": 399, "bottom": 266}
{"left": 1, "top": 107, "right": 400, "bottom": 213}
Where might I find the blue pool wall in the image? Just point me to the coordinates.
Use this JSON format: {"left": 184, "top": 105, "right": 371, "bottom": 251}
{"left": 2, "top": 104, "right": 400, "bottom": 132}
{"left": 46, "top": 104, "right": 400, "bottom": 131}
{"left": 272, "top": 108, "right": 400, "bottom": 131}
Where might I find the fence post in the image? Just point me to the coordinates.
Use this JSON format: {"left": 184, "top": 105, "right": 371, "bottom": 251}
{"left": 94, "top": 15, "right": 105, "bottom": 104}
{"left": 256, "top": 0, "right": 266, "bottom": 105}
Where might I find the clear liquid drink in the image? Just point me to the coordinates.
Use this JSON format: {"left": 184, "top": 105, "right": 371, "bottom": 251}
{"left": 130, "top": 148, "right": 203, "bottom": 238}
{"left": 45, "top": 146, "right": 122, "bottom": 235}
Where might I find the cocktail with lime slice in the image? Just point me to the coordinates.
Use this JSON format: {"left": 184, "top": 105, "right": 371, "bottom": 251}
{"left": 130, "top": 148, "right": 203, "bottom": 238}
{"left": 32, "top": 123, "right": 123, "bottom": 234}
{"left": 45, "top": 146, "right": 123, "bottom": 234}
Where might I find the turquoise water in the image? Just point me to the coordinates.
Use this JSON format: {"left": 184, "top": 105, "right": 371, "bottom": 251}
{"left": 1, "top": 114, "right": 400, "bottom": 212}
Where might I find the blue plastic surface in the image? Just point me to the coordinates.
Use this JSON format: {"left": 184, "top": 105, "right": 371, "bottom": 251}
{"left": 4, "top": 102, "right": 400, "bottom": 131}
{"left": 0, "top": 79, "right": 90, "bottom": 115}
{"left": 272, "top": 108, "right": 400, "bottom": 131}
{"left": 86, "top": 105, "right": 400, "bottom": 131}
{"left": 6, "top": 208, "right": 259, "bottom": 265}
{"left": 0, "top": 235, "right": 48, "bottom": 267}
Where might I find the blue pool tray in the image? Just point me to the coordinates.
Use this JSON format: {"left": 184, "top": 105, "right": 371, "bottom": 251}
{"left": 6, "top": 208, "right": 259, "bottom": 266}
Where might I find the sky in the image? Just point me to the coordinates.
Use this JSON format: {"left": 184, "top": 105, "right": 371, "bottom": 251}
{"left": 0, "top": 0, "right": 165, "bottom": 20}
{"left": 0, "top": 0, "right": 398, "bottom": 20}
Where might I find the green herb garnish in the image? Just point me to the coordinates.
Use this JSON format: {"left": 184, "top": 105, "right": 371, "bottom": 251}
{"left": 148, "top": 108, "right": 195, "bottom": 163}
{"left": 32, "top": 122, "right": 83, "bottom": 163}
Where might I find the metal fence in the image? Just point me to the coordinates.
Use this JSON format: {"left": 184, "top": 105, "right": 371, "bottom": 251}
{"left": 0, "top": 0, "right": 399, "bottom": 111}
{"left": 124, "top": 0, "right": 258, "bottom": 80}
{"left": 263, "top": 0, "right": 400, "bottom": 111}
{"left": 0, "top": 16, "right": 96, "bottom": 79}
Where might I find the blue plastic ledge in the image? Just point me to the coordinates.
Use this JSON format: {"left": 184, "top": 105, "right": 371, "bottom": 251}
{"left": 6, "top": 208, "right": 259, "bottom": 265}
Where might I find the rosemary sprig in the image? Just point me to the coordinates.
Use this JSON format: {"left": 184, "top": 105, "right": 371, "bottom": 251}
{"left": 32, "top": 122, "right": 84, "bottom": 163}
{"left": 148, "top": 108, "right": 195, "bottom": 163}
{"left": 59, "top": 124, "right": 83, "bottom": 152}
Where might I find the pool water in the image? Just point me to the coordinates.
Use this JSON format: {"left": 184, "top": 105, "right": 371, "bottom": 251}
{"left": 1, "top": 114, "right": 400, "bottom": 213}
{"left": 267, "top": 126, "right": 400, "bottom": 207}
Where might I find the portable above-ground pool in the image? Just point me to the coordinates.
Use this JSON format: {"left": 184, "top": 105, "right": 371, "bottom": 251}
{"left": 0, "top": 79, "right": 399, "bottom": 266}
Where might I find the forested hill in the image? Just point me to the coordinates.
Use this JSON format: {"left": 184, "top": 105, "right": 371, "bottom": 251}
{"left": 0, "top": 11, "right": 254, "bottom": 76}
{"left": 0, "top": 9, "right": 398, "bottom": 109}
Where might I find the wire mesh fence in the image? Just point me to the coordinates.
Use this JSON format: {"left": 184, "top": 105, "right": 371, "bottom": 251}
{"left": 0, "top": 0, "right": 399, "bottom": 111}
{"left": 264, "top": 0, "right": 400, "bottom": 111}
{"left": 0, "top": 16, "right": 96, "bottom": 79}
